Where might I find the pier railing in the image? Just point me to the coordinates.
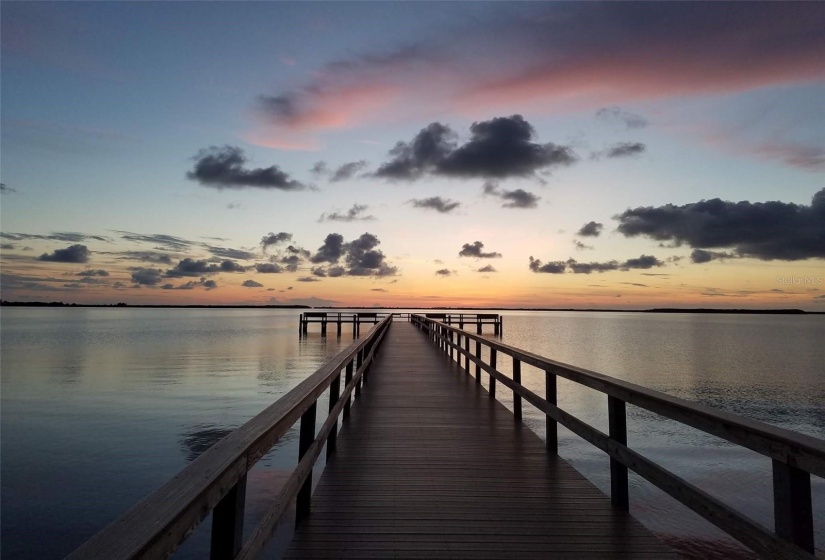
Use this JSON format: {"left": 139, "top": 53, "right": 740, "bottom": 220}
{"left": 68, "top": 316, "right": 393, "bottom": 560}
{"left": 411, "top": 314, "right": 824, "bottom": 560}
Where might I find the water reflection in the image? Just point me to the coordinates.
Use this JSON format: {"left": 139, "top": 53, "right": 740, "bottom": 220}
{"left": 179, "top": 424, "right": 236, "bottom": 462}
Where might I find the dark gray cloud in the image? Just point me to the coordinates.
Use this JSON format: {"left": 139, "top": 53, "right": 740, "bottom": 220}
{"left": 319, "top": 204, "right": 375, "bottom": 222}
{"left": 297, "top": 276, "right": 321, "bottom": 282}
{"left": 165, "top": 258, "right": 243, "bottom": 277}
{"left": 242, "top": 279, "right": 263, "bottom": 288}
{"left": 1, "top": 244, "right": 14, "bottom": 250}
{"left": 615, "top": 188, "right": 825, "bottom": 260}
{"left": 132, "top": 268, "right": 163, "bottom": 285}
{"left": 529, "top": 257, "right": 567, "bottom": 274}
{"left": 577, "top": 221, "right": 604, "bottom": 237}
{"left": 117, "top": 251, "right": 174, "bottom": 265}
{"left": 599, "top": 142, "right": 646, "bottom": 159}
{"left": 311, "top": 233, "right": 346, "bottom": 264}
{"left": 311, "top": 266, "right": 328, "bottom": 277}
{"left": 39, "top": 244, "right": 90, "bottom": 263}
{"left": 331, "top": 160, "right": 368, "bottom": 182}
{"left": 310, "top": 161, "right": 329, "bottom": 176}
{"left": 477, "top": 265, "right": 497, "bottom": 273}
{"left": 459, "top": 241, "right": 502, "bottom": 259}
{"left": 375, "top": 115, "right": 576, "bottom": 180}
{"left": 261, "top": 232, "right": 293, "bottom": 251}
{"left": 409, "top": 196, "right": 460, "bottom": 213}
{"left": 187, "top": 146, "right": 306, "bottom": 190}
{"left": 279, "top": 255, "right": 302, "bottom": 272}
{"left": 372, "top": 288, "right": 388, "bottom": 292}
{"left": 573, "top": 240, "right": 593, "bottom": 251}
{"left": 482, "top": 181, "right": 540, "bottom": 209}
{"left": 345, "top": 233, "right": 398, "bottom": 277}
{"left": 0, "top": 183, "right": 18, "bottom": 195}
{"left": 208, "top": 246, "right": 256, "bottom": 260}
{"left": 162, "top": 278, "right": 218, "bottom": 290}
{"left": 596, "top": 107, "right": 649, "bottom": 130}
{"left": 117, "top": 231, "right": 193, "bottom": 252}
{"left": 691, "top": 249, "right": 737, "bottom": 264}
{"left": 256, "top": 263, "right": 283, "bottom": 273}
{"left": 567, "top": 260, "right": 618, "bottom": 274}
{"left": 2, "top": 231, "right": 111, "bottom": 243}
{"left": 77, "top": 269, "right": 109, "bottom": 277}
{"left": 435, "top": 268, "right": 452, "bottom": 276}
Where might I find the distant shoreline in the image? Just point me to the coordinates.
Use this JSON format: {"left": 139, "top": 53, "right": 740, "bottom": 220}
{"left": 1, "top": 301, "right": 822, "bottom": 314}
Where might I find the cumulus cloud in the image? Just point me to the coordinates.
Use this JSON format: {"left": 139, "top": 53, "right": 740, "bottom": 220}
{"left": 165, "top": 258, "right": 244, "bottom": 277}
{"left": 345, "top": 233, "right": 398, "bottom": 277}
{"left": 242, "top": 279, "right": 263, "bottom": 288}
{"left": 261, "top": 232, "right": 293, "bottom": 252}
{"left": 529, "top": 257, "right": 567, "bottom": 274}
{"left": 477, "top": 265, "right": 497, "bottom": 273}
{"left": 375, "top": 115, "right": 575, "bottom": 180}
{"left": 330, "top": 160, "right": 368, "bottom": 182}
{"left": 435, "top": 268, "right": 452, "bottom": 276}
{"left": 482, "top": 181, "right": 540, "bottom": 209}
{"left": 319, "top": 204, "right": 375, "bottom": 222}
{"left": 187, "top": 146, "right": 306, "bottom": 190}
{"left": 409, "top": 196, "right": 460, "bottom": 213}
{"left": 458, "top": 241, "right": 502, "bottom": 259}
{"left": 596, "top": 107, "right": 649, "bottom": 130}
{"left": 615, "top": 188, "right": 825, "bottom": 260}
{"left": 691, "top": 249, "right": 737, "bottom": 263}
{"left": 311, "top": 233, "right": 346, "bottom": 264}
{"left": 162, "top": 278, "right": 217, "bottom": 290}
{"left": 132, "top": 268, "right": 163, "bottom": 285}
{"left": 256, "top": 263, "right": 283, "bottom": 273}
{"left": 39, "top": 244, "right": 90, "bottom": 263}
{"left": 577, "top": 221, "right": 604, "bottom": 237}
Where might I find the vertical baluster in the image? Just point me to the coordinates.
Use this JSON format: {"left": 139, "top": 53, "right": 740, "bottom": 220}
{"left": 327, "top": 371, "right": 341, "bottom": 461}
{"left": 449, "top": 330, "right": 454, "bottom": 361}
{"left": 545, "top": 370, "right": 558, "bottom": 454}
{"left": 210, "top": 475, "right": 247, "bottom": 560}
{"left": 489, "top": 348, "right": 497, "bottom": 398}
{"left": 464, "top": 335, "right": 470, "bottom": 373}
{"left": 608, "top": 396, "right": 629, "bottom": 510}
{"left": 355, "top": 349, "right": 363, "bottom": 398}
{"left": 512, "top": 358, "right": 522, "bottom": 423}
{"left": 296, "top": 402, "right": 317, "bottom": 526}
{"left": 475, "top": 341, "right": 481, "bottom": 383}
{"left": 772, "top": 460, "right": 814, "bottom": 553}
{"left": 343, "top": 361, "right": 353, "bottom": 420}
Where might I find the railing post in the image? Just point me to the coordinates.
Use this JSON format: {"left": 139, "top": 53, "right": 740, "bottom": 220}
{"left": 210, "top": 474, "right": 247, "bottom": 560}
{"left": 343, "top": 361, "right": 353, "bottom": 420}
{"left": 608, "top": 396, "right": 629, "bottom": 510}
{"left": 327, "top": 371, "right": 341, "bottom": 461}
{"left": 464, "top": 335, "right": 470, "bottom": 373}
{"left": 489, "top": 348, "right": 497, "bottom": 398}
{"left": 545, "top": 370, "right": 557, "bottom": 454}
{"left": 449, "top": 330, "right": 454, "bottom": 361}
{"left": 772, "top": 460, "right": 814, "bottom": 553}
{"left": 474, "top": 341, "right": 481, "bottom": 383}
{"left": 296, "top": 401, "right": 317, "bottom": 526}
{"left": 512, "top": 358, "right": 522, "bottom": 423}
{"left": 355, "top": 349, "right": 363, "bottom": 398}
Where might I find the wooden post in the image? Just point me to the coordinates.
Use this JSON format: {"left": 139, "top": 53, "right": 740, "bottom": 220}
{"left": 475, "top": 341, "right": 481, "bottom": 383}
{"left": 210, "top": 474, "right": 247, "bottom": 560}
{"left": 321, "top": 316, "right": 327, "bottom": 337}
{"left": 545, "top": 370, "right": 558, "bottom": 454}
{"left": 327, "top": 372, "right": 341, "bottom": 461}
{"left": 296, "top": 402, "right": 317, "bottom": 526}
{"left": 459, "top": 314, "right": 464, "bottom": 329}
{"left": 464, "top": 335, "right": 470, "bottom": 373}
{"left": 299, "top": 313, "right": 303, "bottom": 335}
{"left": 477, "top": 321, "right": 482, "bottom": 335}
{"left": 355, "top": 349, "right": 363, "bottom": 398}
{"left": 336, "top": 313, "right": 341, "bottom": 335}
{"left": 343, "top": 361, "right": 353, "bottom": 420}
{"left": 772, "top": 460, "right": 814, "bottom": 553}
{"left": 513, "top": 358, "right": 522, "bottom": 423}
{"left": 608, "top": 396, "right": 629, "bottom": 510}
{"left": 449, "top": 330, "right": 454, "bottom": 362}
{"left": 489, "top": 348, "right": 497, "bottom": 398}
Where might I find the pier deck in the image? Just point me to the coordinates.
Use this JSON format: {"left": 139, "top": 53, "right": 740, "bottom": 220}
{"left": 285, "top": 322, "right": 679, "bottom": 559}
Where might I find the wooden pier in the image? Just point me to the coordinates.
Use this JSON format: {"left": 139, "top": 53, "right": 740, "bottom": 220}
{"left": 69, "top": 315, "right": 825, "bottom": 560}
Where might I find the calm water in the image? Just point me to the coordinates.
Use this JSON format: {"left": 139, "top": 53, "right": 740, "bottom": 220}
{"left": 1, "top": 308, "right": 823, "bottom": 559}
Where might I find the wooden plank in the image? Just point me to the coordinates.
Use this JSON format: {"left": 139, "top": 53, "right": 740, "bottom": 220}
{"left": 286, "top": 322, "right": 679, "bottom": 559}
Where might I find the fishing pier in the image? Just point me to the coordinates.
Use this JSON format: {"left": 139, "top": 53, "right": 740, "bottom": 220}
{"left": 300, "top": 312, "right": 502, "bottom": 337}
{"left": 70, "top": 315, "right": 824, "bottom": 560}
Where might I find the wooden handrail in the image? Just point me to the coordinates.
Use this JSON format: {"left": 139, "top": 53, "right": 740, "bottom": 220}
{"left": 411, "top": 314, "right": 823, "bottom": 560}
{"left": 67, "top": 316, "right": 393, "bottom": 560}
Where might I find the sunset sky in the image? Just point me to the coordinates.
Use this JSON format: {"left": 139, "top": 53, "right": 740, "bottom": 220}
{"left": 2, "top": 2, "right": 824, "bottom": 309}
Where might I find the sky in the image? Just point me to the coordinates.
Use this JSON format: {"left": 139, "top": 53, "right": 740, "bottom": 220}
{"left": 1, "top": 2, "right": 824, "bottom": 309}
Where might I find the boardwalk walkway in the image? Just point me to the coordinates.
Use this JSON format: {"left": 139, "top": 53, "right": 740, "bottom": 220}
{"left": 285, "top": 321, "right": 679, "bottom": 559}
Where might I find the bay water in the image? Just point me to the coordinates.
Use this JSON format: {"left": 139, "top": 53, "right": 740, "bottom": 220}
{"left": 1, "top": 308, "right": 823, "bottom": 558}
